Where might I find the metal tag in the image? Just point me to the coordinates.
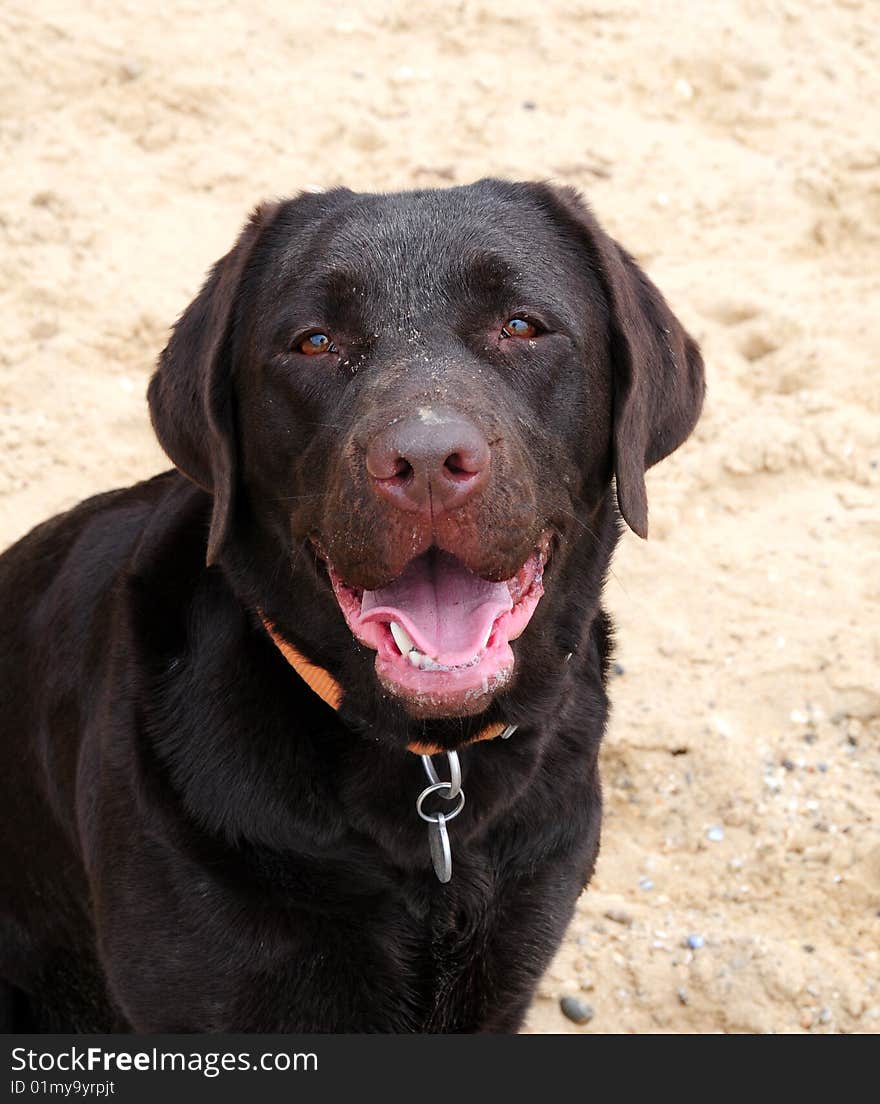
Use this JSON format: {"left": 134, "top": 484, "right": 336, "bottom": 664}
{"left": 427, "top": 812, "right": 452, "bottom": 883}
{"left": 416, "top": 733, "right": 513, "bottom": 884}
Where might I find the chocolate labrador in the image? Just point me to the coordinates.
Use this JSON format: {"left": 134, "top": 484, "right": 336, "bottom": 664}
{"left": 0, "top": 180, "right": 703, "bottom": 1032}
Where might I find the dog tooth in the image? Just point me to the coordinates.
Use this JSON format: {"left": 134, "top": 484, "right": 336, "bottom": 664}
{"left": 408, "top": 649, "right": 423, "bottom": 668}
{"left": 390, "top": 621, "right": 415, "bottom": 656}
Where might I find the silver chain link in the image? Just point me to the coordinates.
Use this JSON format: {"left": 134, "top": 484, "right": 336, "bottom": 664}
{"left": 415, "top": 726, "right": 517, "bottom": 883}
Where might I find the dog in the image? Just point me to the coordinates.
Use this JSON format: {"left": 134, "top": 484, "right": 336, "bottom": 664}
{"left": 0, "top": 179, "right": 703, "bottom": 1032}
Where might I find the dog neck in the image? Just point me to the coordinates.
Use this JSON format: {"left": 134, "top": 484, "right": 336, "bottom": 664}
{"left": 259, "top": 616, "right": 510, "bottom": 755}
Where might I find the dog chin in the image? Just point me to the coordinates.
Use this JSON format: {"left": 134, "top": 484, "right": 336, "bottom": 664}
{"left": 327, "top": 543, "right": 548, "bottom": 719}
{"left": 375, "top": 645, "right": 515, "bottom": 719}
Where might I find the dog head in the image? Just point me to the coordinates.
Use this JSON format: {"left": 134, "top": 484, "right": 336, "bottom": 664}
{"left": 149, "top": 180, "right": 703, "bottom": 738}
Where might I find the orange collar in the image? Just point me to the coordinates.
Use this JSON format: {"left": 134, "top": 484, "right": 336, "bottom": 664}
{"left": 260, "top": 616, "right": 510, "bottom": 755}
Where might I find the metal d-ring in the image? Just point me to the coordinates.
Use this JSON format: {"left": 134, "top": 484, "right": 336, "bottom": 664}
{"left": 420, "top": 749, "right": 461, "bottom": 799}
{"left": 414, "top": 727, "right": 517, "bottom": 884}
{"left": 415, "top": 781, "right": 466, "bottom": 823}
{"left": 417, "top": 752, "right": 464, "bottom": 884}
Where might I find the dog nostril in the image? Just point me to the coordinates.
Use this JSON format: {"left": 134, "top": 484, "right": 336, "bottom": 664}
{"left": 443, "top": 452, "right": 474, "bottom": 479}
{"left": 366, "top": 439, "right": 415, "bottom": 484}
{"left": 390, "top": 456, "right": 413, "bottom": 484}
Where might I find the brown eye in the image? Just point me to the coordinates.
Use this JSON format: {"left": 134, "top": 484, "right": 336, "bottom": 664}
{"left": 501, "top": 317, "right": 538, "bottom": 339}
{"left": 297, "top": 332, "right": 336, "bottom": 356}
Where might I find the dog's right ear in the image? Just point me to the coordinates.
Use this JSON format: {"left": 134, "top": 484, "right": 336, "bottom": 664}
{"left": 148, "top": 202, "right": 279, "bottom": 565}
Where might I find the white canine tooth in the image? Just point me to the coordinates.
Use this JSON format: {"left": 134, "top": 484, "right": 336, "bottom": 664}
{"left": 478, "top": 623, "right": 493, "bottom": 651}
{"left": 390, "top": 621, "right": 415, "bottom": 656}
{"left": 408, "top": 649, "right": 422, "bottom": 668}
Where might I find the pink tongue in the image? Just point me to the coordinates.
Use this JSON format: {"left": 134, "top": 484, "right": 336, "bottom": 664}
{"left": 357, "top": 550, "right": 513, "bottom": 664}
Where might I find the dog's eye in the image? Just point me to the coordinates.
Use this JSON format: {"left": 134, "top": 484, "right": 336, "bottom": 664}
{"left": 296, "top": 332, "right": 336, "bottom": 356}
{"left": 501, "top": 318, "right": 539, "bottom": 339}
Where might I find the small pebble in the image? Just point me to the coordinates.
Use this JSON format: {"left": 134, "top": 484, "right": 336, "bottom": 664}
{"left": 522, "top": 100, "right": 537, "bottom": 111}
{"left": 612, "top": 662, "right": 625, "bottom": 677}
{"left": 819, "top": 1008, "right": 832, "bottom": 1024}
{"left": 711, "top": 715, "right": 733, "bottom": 738}
{"left": 685, "top": 934, "right": 705, "bottom": 950}
{"left": 118, "top": 59, "right": 143, "bottom": 82}
{"left": 803, "top": 943, "right": 815, "bottom": 954}
{"left": 604, "top": 908, "right": 634, "bottom": 926}
{"left": 560, "top": 996, "right": 594, "bottom": 1025}
{"left": 638, "top": 876, "right": 654, "bottom": 891}
{"left": 677, "top": 987, "right": 689, "bottom": 1006}
{"left": 706, "top": 826, "right": 725, "bottom": 842}
{"left": 30, "top": 320, "right": 59, "bottom": 341}
{"left": 781, "top": 757, "right": 796, "bottom": 771}
{"left": 673, "top": 77, "right": 694, "bottom": 100}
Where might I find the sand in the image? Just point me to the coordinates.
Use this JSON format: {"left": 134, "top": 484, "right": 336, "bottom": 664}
{"left": 1, "top": 0, "right": 878, "bottom": 1034}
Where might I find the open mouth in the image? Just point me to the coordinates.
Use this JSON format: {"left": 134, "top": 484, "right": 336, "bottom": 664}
{"left": 327, "top": 542, "right": 549, "bottom": 718}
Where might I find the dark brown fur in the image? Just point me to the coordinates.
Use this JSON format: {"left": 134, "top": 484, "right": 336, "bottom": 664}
{"left": 0, "top": 180, "right": 703, "bottom": 1032}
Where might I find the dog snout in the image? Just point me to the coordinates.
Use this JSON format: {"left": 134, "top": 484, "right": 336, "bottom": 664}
{"left": 365, "top": 409, "right": 490, "bottom": 515}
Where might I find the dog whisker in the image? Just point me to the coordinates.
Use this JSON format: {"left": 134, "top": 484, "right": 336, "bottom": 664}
{"left": 273, "top": 492, "right": 325, "bottom": 502}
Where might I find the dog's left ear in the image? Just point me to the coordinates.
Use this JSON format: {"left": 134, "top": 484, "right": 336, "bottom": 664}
{"left": 148, "top": 202, "right": 280, "bottom": 565}
{"left": 536, "top": 185, "right": 705, "bottom": 538}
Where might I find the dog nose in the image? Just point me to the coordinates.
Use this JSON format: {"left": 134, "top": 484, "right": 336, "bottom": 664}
{"left": 366, "top": 410, "right": 490, "bottom": 514}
